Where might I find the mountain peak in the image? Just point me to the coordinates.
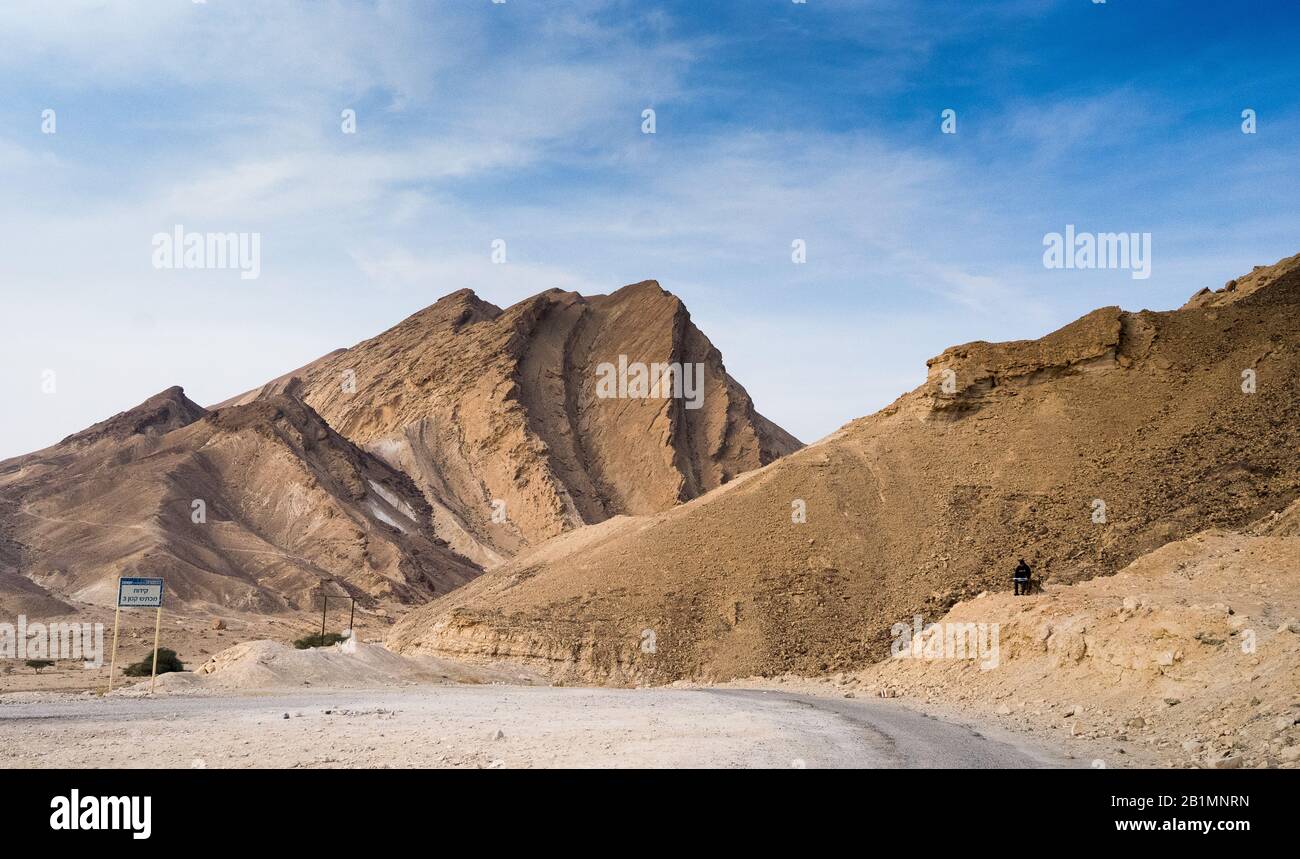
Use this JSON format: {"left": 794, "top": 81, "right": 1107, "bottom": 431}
{"left": 614, "top": 278, "right": 663, "bottom": 291}
{"left": 435, "top": 287, "right": 479, "bottom": 304}
{"left": 606, "top": 279, "right": 669, "bottom": 300}
{"left": 257, "top": 277, "right": 799, "bottom": 567}
{"left": 58, "top": 385, "right": 207, "bottom": 447}
{"left": 396, "top": 288, "right": 503, "bottom": 333}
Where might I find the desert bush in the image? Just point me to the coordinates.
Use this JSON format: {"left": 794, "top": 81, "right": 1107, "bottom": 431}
{"left": 123, "top": 648, "right": 184, "bottom": 677}
{"left": 293, "top": 632, "right": 348, "bottom": 649}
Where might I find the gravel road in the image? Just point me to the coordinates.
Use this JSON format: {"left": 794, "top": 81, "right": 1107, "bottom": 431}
{"left": 0, "top": 685, "right": 1076, "bottom": 769}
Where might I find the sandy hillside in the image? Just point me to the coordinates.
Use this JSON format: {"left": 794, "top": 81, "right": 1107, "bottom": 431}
{"left": 388, "top": 253, "right": 1300, "bottom": 684}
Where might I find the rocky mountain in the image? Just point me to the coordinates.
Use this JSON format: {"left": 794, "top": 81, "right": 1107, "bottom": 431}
{"left": 220, "top": 280, "right": 801, "bottom": 567}
{"left": 1, "top": 281, "right": 798, "bottom": 615}
{"left": 388, "top": 253, "right": 1300, "bottom": 684}
{"left": 0, "top": 388, "right": 478, "bottom": 613}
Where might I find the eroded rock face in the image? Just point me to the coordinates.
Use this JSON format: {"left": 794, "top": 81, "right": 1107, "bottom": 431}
{"left": 924, "top": 308, "right": 1164, "bottom": 416}
{"left": 389, "top": 254, "right": 1300, "bottom": 684}
{"left": 224, "top": 280, "right": 801, "bottom": 568}
{"left": 926, "top": 308, "right": 1127, "bottom": 415}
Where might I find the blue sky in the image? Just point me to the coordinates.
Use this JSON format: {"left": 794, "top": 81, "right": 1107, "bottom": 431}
{"left": 1, "top": 0, "right": 1298, "bottom": 458}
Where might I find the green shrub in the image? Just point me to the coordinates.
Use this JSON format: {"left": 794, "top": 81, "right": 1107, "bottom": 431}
{"left": 26, "top": 659, "right": 54, "bottom": 673}
{"left": 293, "top": 632, "right": 348, "bottom": 649}
{"left": 123, "top": 648, "right": 184, "bottom": 677}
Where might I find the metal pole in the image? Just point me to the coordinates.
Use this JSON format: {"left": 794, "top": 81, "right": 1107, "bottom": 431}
{"left": 320, "top": 594, "right": 328, "bottom": 637}
{"left": 348, "top": 598, "right": 355, "bottom": 634}
{"left": 148, "top": 604, "right": 162, "bottom": 694}
{"left": 106, "top": 589, "right": 122, "bottom": 694}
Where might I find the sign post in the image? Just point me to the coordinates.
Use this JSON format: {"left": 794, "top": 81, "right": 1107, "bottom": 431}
{"left": 106, "top": 599, "right": 122, "bottom": 694}
{"left": 105, "top": 577, "right": 165, "bottom": 695}
{"left": 149, "top": 600, "right": 163, "bottom": 694}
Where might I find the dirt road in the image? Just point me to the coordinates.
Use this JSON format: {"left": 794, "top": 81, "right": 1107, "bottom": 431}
{"left": 0, "top": 686, "right": 1076, "bottom": 769}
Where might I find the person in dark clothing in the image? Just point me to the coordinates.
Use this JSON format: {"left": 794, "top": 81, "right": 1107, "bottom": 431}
{"left": 1013, "top": 559, "right": 1032, "bottom": 596}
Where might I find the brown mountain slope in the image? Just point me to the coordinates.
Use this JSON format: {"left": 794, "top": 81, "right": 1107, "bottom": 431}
{"left": 388, "top": 253, "right": 1300, "bottom": 684}
{"left": 0, "top": 533, "right": 70, "bottom": 617}
{"left": 221, "top": 280, "right": 801, "bottom": 568}
{"left": 0, "top": 388, "right": 478, "bottom": 613}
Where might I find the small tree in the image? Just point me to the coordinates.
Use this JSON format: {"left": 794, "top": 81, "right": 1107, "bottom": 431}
{"left": 26, "top": 659, "right": 54, "bottom": 673}
{"left": 123, "top": 648, "right": 184, "bottom": 677}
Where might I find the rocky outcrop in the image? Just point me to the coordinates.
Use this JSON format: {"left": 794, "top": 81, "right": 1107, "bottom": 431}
{"left": 924, "top": 308, "right": 1163, "bottom": 416}
{"left": 1184, "top": 252, "right": 1300, "bottom": 309}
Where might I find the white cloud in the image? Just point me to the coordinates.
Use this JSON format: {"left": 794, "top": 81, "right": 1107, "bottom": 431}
{"left": 2, "top": 0, "right": 1295, "bottom": 461}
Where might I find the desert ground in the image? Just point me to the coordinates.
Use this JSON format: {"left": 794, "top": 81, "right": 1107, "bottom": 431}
{"left": 0, "top": 683, "right": 1085, "bottom": 769}
{"left": 0, "top": 616, "right": 1087, "bottom": 769}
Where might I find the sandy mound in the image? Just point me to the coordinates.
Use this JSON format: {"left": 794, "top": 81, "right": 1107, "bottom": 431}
{"left": 122, "top": 639, "right": 543, "bottom": 695}
{"left": 389, "top": 253, "right": 1300, "bottom": 684}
